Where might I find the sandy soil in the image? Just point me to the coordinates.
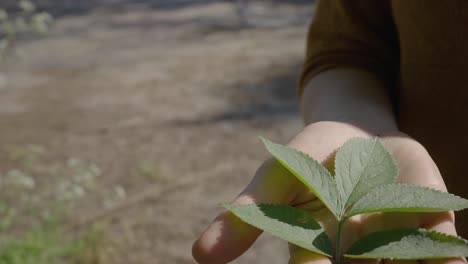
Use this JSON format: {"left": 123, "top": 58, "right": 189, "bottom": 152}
{"left": 0, "top": 1, "right": 315, "bottom": 263}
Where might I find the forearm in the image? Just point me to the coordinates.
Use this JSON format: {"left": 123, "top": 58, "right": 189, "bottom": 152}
{"left": 300, "top": 68, "right": 398, "bottom": 134}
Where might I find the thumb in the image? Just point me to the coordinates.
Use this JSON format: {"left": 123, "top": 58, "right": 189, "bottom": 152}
{"left": 193, "top": 158, "right": 302, "bottom": 264}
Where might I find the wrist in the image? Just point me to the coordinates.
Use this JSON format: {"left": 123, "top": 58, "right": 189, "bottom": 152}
{"left": 305, "top": 120, "right": 399, "bottom": 137}
{"left": 299, "top": 68, "right": 398, "bottom": 134}
{"left": 288, "top": 121, "right": 393, "bottom": 163}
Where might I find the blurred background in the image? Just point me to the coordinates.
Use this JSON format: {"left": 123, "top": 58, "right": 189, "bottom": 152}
{"left": 0, "top": 0, "right": 315, "bottom": 263}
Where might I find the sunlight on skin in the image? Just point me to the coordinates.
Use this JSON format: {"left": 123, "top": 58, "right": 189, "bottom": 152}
{"left": 237, "top": 159, "right": 301, "bottom": 206}
{"left": 288, "top": 245, "right": 332, "bottom": 264}
{"left": 193, "top": 211, "right": 262, "bottom": 263}
{"left": 193, "top": 160, "right": 298, "bottom": 263}
{"left": 193, "top": 123, "right": 468, "bottom": 264}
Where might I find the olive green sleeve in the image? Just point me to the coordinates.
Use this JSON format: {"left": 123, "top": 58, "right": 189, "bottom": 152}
{"left": 299, "top": 0, "right": 399, "bottom": 97}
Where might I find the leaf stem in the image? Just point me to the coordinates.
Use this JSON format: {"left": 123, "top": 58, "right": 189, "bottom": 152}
{"left": 334, "top": 219, "right": 345, "bottom": 264}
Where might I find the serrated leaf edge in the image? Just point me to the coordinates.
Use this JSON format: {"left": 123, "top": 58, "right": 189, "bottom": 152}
{"left": 334, "top": 137, "right": 399, "bottom": 213}
{"left": 346, "top": 183, "right": 468, "bottom": 218}
{"left": 260, "top": 137, "right": 341, "bottom": 219}
{"left": 345, "top": 228, "right": 468, "bottom": 259}
{"left": 224, "top": 203, "right": 333, "bottom": 257}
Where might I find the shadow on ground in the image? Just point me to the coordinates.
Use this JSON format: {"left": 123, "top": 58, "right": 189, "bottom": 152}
{"left": 3, "top": 0, "right": 314, "bottom": 24}
{"left": 2, "top": 0, "right": 312, "bottom": 16}
{"left": 0, "top": 0, "right": 313, "bottom": 262}
{"left": 172, "top": 63, "right": 301, "bottom": 126}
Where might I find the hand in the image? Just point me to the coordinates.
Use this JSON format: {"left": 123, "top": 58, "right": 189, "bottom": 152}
{"left": 192, "top": 121, "right": 465, "bottom": 264}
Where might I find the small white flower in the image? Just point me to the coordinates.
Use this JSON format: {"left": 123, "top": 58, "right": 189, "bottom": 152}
{"left": 88, "top": 163, "right": 102, "bottom": 177}
{"left": 0, "top": 9, "right": 7, "bottom": 21}
{"left": 19, "top": 0, "right": 35, "bottom": 13}
{"left": 114, "top": 185, "right": 126, "bottom": 200}
{"left": 67, "top": 158, "right": 81, "bottom": 168}
{"left": 71, "top": 185, "right": 85, "bottom": 197}
{"left": 5, "top": 169, "right": 35, "bottom": 189}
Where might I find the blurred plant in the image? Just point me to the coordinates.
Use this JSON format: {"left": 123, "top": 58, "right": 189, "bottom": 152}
{"left": 136, "top": 160, "right": 162, "bottom": 182}
{"left": 0, "top": 145, "right": 106, "bottom": 263}
{"left": 0, "top": 217, "right": 104, "bottom": 264}
{"left": 0, "top": 0, "right": 53, "bottom": 61}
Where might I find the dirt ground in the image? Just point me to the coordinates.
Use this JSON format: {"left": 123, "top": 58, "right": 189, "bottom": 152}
{"left": 0, "top": 1, "right": 315, "bottom": 263}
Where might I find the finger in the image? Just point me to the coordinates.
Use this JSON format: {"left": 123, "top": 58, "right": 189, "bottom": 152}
{"left": 421, "top": 211, "right": 456, "bottom": 234}
{"left": 382, "top": 138, "right": 446, "bottom": 190}
{"left": 192, "top": 211, "right": 262, "bottom": 264}
{"left": 422, "top": 255, "right": 466, "bottom": 264}
{"left": 420, "top": 211, "right": 467, "bottom": 264}
{"left": 288, "top": 244, "right": 333, "bottom": 264}
{"left": 193, "top": 159, "right": 302, "bottom": 264}
{"left": 382, "top": 137, "right": 465, "bottom": 264}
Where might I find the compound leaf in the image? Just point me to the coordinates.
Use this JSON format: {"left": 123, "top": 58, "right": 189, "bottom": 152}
{"left": 335, "top": 138, "right": 397, "bottom": 211}
{"left": 346, "top": 228, "right": 468, "bottom": 259}
{"left": 347, "top": 184, "right": 468, "bottom": 217}
{"left": 225, "top": 204, "right": 333, "bottom": 256}
{"left": 261, "top": 137, "right": 340, "bottom": 219}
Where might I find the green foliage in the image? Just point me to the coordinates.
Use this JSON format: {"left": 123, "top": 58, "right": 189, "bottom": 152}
{"left": 137, "top": 160, "right": 162, "bottom": 182}
{"left": 226, "top": 137, "right": 468, "bottom": 264}
{"left": 225, "top": 204, "right": 333, "bottom": 256}
{"left": 0, "top": 145, "right": 105, "bottom": 264}
{"left": 0, "top": 221, "right": 99, "bottom": 264}
{"left": 347, "top": 183, "right": 468, "bottom": 217}
{"left": 346, "top": 229, "right": 468, "bottom": 259}
{"left": 260, "top": 137, "right": 341, "bottom": 219}
{"left": 334, "top": 138, "right": 397, "bottom": 210}
{"left": 0, "top": 0, "right": 52, "bottom": 60}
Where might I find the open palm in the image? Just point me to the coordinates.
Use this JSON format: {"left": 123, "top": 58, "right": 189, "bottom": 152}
{"left": 193, "top": 122, "right": 465, "bottom": 264}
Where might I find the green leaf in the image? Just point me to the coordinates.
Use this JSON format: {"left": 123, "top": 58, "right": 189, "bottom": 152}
{"left": 334, "top": 138, "right": 397, "bottom": 211}
{"left": 260, "top": 137, "right": 340, "bottom": 219}
{"left": 347, "top": 184, "right": 468, "bottom": 217}
{"left": 225, "top": 204, "right": 333, "bottom": 257}
{"left": 346, "top": 228, "right": 468, "bottom": 259}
